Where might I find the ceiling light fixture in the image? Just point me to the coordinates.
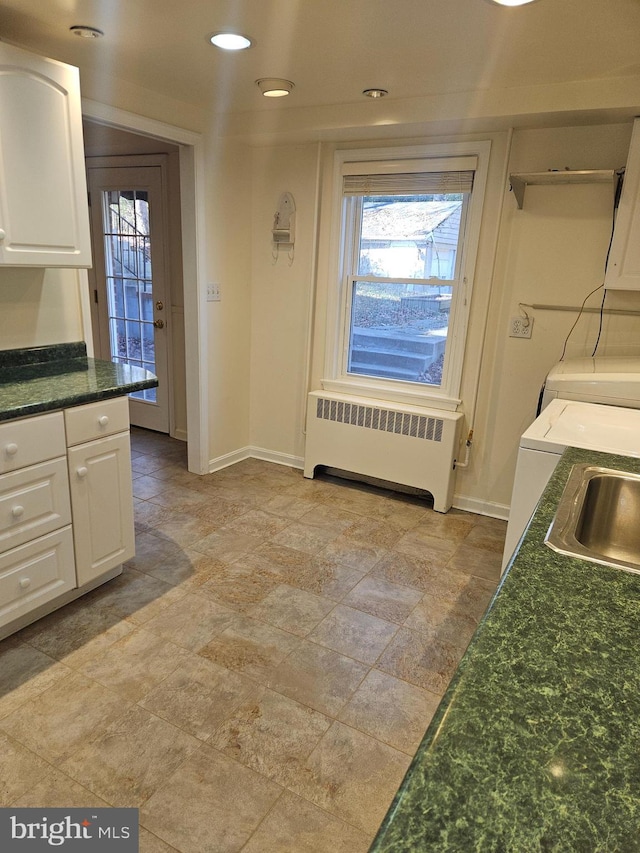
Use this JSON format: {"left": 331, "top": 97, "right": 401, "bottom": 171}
{"left": 256, "top": 78, "right": 294, "bottom": 98}
{"left": 363, "top": 88, "right": 388, "bottom": 99}
{"left": 485, "top": 0, "right": 539, "bottom": 6}
{"left": 69, "top": 25, "right": 104, "bottom": 39}
{"left": 209, "top": 32, "right": 252, "bottom": 50}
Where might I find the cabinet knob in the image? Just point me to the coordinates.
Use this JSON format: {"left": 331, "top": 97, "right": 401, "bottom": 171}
{"left": 98, "top": 415, "right": 109, "bottom": 427}
{"left": 0, "top": 229, "right": 5, "bottom": 241}
{"left": 11, "top": 505, "right": 24, "bottom": 519}
{"left": 19, "top": 577, "right": 30, "bottom": 590}
{"left": 76, "top": 466, "right": 88, "bottom": 479}
{"left": 5, "top": 442, "right": 18, "bottom": 457}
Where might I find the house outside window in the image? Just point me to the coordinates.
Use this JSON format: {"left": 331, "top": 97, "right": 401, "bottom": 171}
{"left": 322, "top": 143, "right": 491, "bottom": 411}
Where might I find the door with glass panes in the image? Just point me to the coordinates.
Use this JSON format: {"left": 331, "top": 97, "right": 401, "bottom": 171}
{"left": 87, "top": 160, "right": 169, "bottom": 432}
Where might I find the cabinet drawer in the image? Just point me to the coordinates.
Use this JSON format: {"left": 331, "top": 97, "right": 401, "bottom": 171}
{"left": 64, "top": 397, "right": 130, "bottom": 446}
{"left": 0, "top": 412, "right": 66, "bottom": 473}
{"left": 0, "top": 457, "right": 71, "bottom": 553}
{"left": 0, "top": 526, "right": 76, "bottom": 629}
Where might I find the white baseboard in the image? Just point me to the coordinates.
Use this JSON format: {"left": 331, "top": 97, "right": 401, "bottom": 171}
{"left": 208, "top": 446, "right": 304, "bottom": 474}
{"left": 452, "top": 494, "right": 509, "bottom": 521}
{"left": 248, "top": 447, "right": 304, "bottom": 469}
{"left": 172, "top": 428, "right": 188, "bottom": 442}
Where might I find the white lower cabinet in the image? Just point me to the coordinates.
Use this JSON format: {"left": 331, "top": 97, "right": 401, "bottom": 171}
{"left": 0, "top": 396, "right": 135, "bottom": 635}
{"left": 68, "top": 432, "right": 135, "bottom": 586}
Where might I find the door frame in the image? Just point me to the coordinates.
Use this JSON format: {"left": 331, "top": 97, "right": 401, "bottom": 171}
{"left": 80, "top": 100, "right": 208, "bottom": 476}
{"left": 86, "top": 155, "right": 172, "bottom": 433}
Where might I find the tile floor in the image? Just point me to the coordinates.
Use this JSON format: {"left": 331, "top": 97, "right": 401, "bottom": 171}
{"left": 0, "top": 428, "right": 506, "bottom": 852}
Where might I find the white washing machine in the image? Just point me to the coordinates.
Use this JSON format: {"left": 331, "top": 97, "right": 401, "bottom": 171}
{"left": 502, "top": 395, "right": 640, "bottom": 573}
{"left": 541, "top": 356, "right": 640, "bottom": 410}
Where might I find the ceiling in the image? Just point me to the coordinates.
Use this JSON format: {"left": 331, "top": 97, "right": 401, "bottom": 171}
{"left": 1, "top": 0, "right": 640, "bottom": 119}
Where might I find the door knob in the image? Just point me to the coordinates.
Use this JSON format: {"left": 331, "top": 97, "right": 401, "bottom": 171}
{"left": 153, "top": 319, "right": 165, "bottom": 329}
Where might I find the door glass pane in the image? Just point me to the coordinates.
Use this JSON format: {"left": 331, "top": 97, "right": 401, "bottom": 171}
{"left": 101, "top": 189, "right": 156, "bottom": 402}
{"left": 346, "top": 194, "right": 465, "bottom": 387}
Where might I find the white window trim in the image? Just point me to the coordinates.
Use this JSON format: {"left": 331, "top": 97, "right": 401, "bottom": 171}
{"left": 322, "top": 141, "right": 491, "bottom": 411}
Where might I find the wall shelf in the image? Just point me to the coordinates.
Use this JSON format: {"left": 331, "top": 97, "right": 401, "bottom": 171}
{"left": 509, "top": 169, "right": 617, "bottom": 209}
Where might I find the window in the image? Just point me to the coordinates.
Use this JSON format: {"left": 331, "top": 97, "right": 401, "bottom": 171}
{"left": 323, "top": 144, "right": 490, "bottom": 410}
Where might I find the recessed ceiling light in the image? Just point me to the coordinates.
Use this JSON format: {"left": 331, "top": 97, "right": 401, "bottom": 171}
{"left": 209, "top": 32, "right": 253, "bottom": 50}
{"left": 256, "top": 78, "right": 294, "bottom": 97}
{"left": 485, "top": 0, "right": 539, "bottom": 6}
{"left": 363, "top": 88, "right": 388, "bottom": 99}
{"left": 69, "top": 25, "right": 104, "bottom": 39}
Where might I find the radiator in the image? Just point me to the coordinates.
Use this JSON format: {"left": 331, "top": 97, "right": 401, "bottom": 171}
{"left": 303, "top": 391, "right": 464, "bottom": 512}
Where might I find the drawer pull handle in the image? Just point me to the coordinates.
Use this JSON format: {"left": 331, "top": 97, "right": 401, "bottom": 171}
{"left": 77, "top": 466, "right": 88, "bottom": 479}
{"left": 19, "top": 577, "right": 30, "bottom": 590}
{"left": 98, "top": 415, "right": 109, "bottom": 427}
{"left": 11, "top": 505, "right": 24, "bottom": 519}
{"left": 5, "top": 443, "right": 18, "bottom": 457}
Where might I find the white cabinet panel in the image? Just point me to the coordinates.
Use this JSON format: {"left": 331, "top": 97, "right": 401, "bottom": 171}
{"left": 0, "top": 42, "right": 91, "bottom": 267}
{"left": 0, "top": 457, "right": 71, "bottom": 553}
{"left": 0, "top": 527, "right": 76, "bottom": 629}
{"left": 0, "top": 411, "right": 66, "bottom": 473}
{"left": 68, "top": 431, "right": 135, "bottom": 586}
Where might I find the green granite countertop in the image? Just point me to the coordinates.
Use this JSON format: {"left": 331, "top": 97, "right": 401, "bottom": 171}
{"left": 370, "top": 446, "right": 640, "bottom": 853}
{"left": 0, "top": 343, "right": 157, "bottom": 421}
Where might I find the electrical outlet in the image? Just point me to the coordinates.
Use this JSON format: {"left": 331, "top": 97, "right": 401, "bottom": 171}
{"left": 509, "top": 316, "right": 533, "bottom": 339}
{"left": 207, "top": 282, "right": 220, "bottom": 302}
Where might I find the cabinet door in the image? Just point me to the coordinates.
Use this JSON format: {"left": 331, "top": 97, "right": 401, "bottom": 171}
{"left": 605, "top": 119, "right": 640, "bottom": 291}
{"left": 68, "top": 432, "right": 135, "bottom": 586}
{"left": 0, "top": 42, "right": 91, "bottom": 267}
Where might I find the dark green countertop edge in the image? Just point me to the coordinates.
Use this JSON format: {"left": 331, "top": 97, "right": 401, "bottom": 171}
{"left": 370, "top": 447, "right": 640, "bottom": 853}
{"left": 0, "top": 344, "right": 157, "bottom": 421}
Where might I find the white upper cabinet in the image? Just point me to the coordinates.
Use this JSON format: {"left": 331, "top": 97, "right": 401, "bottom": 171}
{"left": 0, "top": 42, "right": 91, "bottom": 267}
{"left": 604, "top": 119, "right": 640, "bottom": 291}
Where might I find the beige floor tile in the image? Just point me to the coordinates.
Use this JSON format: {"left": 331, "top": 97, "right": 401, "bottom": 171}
{"left": 134, "top": 500, "right": 175, "bottom": 532}
{"left": 241, "top": 790, "right": 371, "bottom": 853}
{"left": 308, "top": 604, "right": 398, "bottom": 665}
{"left": 147, "top": 511, "right": 222, "bottom": 549}
{"left": 16, "top": 599, "right": 135, "bottom": 668}
{"left": 60, "top": 705, "right": 201, "bottom": 807}
{"left": 395, "top": 527, "right": 459, "bottom": 562}
{"left": 338, "top": 669, "right": 440, "bottom": 754}
{"left": 343, "top": 516, "right": 405, "bottom": 549}
{"left": 11, "top": 769, "right": 109, "bottom": 807}
{"left": 420, "top": 509, "right": 477, "bottom": 540}
{"left": 0, "top": 731, "right": 52, "bottom": 805}
{"left": 143, "top": 593, "right": 238, "bottom": 651}
{"left": 320, "top": 535, "right": 387, "bottom": 571}
{"left": 199, "top": 565, "right": 280, "bottom": 611}
{"left": 403, "top": 593, "right": 482, "bottom": 650}
{"left": 132, "top": 476, "right": 166, "bottom": 500}
{"left": 0, "top": 639, "right": 72, "bottom": 720}
{"left": 376, "top": 627, "right": 462, "bottom": 694}
{"left": 209, "top": 687, "right": 331, "bottom": 785}
{"left": 420, "top": 566, "right": 498, "bottom": 610}
{"left": 223, "top": 509, "right": 292, "bottom": 538}
{"left": 270, "top": 521, "right": 343, "bottom": 555}
{"left": 299, "top": 504, "right": 359, "bottom": 531}
{"left": 140, "top": 654, "right": 256, "bottom": 740}
{"left": 0, "top": 671, "right": 130, "bottom": 763}
{"left": 145, "top": 550, "right": 229, "bottom": 591}
{"left": 86, "top": 568, "right": 188, "bottom": 627}
{"left": 266, "top": 640, "right": 368, "bottom": 717}
{"left": 191, "top": 529, "right": 265, "bottom": 563}
{"left": 79, "top": 628, "right": 190, "bottom": 701}
{"left": 464, "top": 516, "right": 508, "bottom": 553}
{"left": 262, "top": 494, "right": 320, "bottom": 519}
{"left": 140, "top": 744, "right": 281, "bottom": 853}
{"left": 125, "top": 531, "right": 186, "bottom": 573}
{"left": 139, "top": 828, "right": 180, "bottom": 852}
{"left": 247, "top": 584, "right": 335, "bottom": 637}
{"left": 197, "top": 616, "right": 300, "bottom": 681}
{"left": 342, "top": 575, "right": 422, "bottom": 624}
{"left": 447, "top": 542, "right": 503, "bottom": 580}
{"left": 372, "top": 550, "right": 441, "bottom": 592}
{"left": 284, "top": 721, "right": 411, "bottom": 835}
{"left": 369, "top": 498, "right": 429, "bottom": 530}
{"left": 147, "top": 484, "right": 212, "bottom": 512}
{"left": 131, "top": 454, "right": 167, "bottom": 476}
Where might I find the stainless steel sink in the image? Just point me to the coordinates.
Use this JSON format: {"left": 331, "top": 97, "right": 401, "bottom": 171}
{"left": 545, "top": 464, "right": 640, "bottom": 575}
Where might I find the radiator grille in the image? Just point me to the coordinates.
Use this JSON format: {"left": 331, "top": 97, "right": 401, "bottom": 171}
{"left": 315, "top": 397, "right": 443, "bottom": 442}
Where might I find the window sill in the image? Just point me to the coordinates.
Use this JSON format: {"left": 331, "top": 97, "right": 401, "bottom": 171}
{"left": 320, "top": 378, "right": 461, "bottom": 412}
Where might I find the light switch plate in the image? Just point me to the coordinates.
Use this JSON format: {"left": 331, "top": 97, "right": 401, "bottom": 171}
{"left": 207, "top": 282, "right": 221, "bottom": 302}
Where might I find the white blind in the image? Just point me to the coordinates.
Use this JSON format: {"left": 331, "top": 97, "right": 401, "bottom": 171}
{"left": 343, "top": 170, "right": 474, "bottom": 197}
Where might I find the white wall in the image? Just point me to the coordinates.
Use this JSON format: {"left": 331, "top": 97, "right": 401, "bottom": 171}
{"left": 249, "top": 143, "right": 321, "bottom": 464}
{"left": 0, "top": 267, "right": 86, "bottom": 350}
